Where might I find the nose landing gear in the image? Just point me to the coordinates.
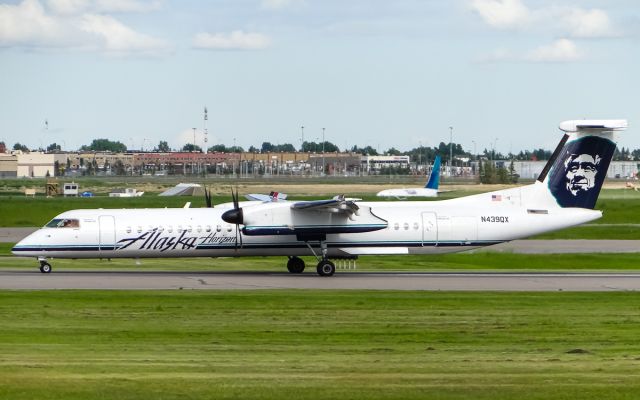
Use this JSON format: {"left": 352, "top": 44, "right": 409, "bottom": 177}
{"left": 38, "top": 259, "right": 52, "bottom": 273}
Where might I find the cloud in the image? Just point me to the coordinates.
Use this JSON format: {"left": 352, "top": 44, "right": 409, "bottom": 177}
{"left": 561, "top": 7, "right": 615, "bottom": 38}
{"left": 193, "top": 30, "right": 271, "bottom": 50}
{"left": 477, "top": 39, "right": 583, "bottom": 63}
{"left": 46, "top": 0, "right": 89, "bottom": 15}
{"left": 469, "top": 0, "right": 529, "bottom": 30}
{"left": 47, "top": 0, "right": 162, "bottom": 15}
{"left": 80, "top": 14, "right": 169, "bottom": 54}
{"left": 469, "top": 0, "right": 618, "bottom": 38}
{"left": 0, "top": 0, "right": 169, "bottom": 54}
{"left": 0, "top": 0, "right": 71, "bottom": 47}
{"left": 524, "top": 38, "right": 582, "bottom": 63}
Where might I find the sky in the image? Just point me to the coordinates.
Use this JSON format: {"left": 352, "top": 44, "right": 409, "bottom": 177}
{"left": 0, "top": 0, "right": 639, "bottom": 154}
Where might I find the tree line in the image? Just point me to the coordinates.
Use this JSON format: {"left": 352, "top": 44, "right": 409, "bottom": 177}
{"left": 4, "top": 139, "right": 640, "bottom": 162}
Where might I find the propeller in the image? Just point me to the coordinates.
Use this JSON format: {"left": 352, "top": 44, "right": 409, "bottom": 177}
{"left": 204, "top": 186, "right": 213, "bottom": 208}
{"left": 221, "top": 188, "right": 243, "bottom": 249}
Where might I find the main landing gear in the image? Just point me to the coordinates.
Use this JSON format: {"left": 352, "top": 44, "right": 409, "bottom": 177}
{"left": 287, "top": 256, "right": 305, "bottom": 274}
{"left": 316, "top": 259, "right": 336, "bottom": 277}
{"left": 313, "top": 240, "right": 335, "bottom": 277}
{"left": 38, "top": 258, "right": 52, "bottom": 273}
{"left": 286, "top": 256, "right": 335, "bottom": 277}
{"left": 286, "top": 240, "right": 335, "bottom": 277}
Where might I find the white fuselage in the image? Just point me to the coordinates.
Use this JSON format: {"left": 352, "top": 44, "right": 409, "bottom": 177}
{"left": 13, "top": 184, "right": 601, "bottom": 260}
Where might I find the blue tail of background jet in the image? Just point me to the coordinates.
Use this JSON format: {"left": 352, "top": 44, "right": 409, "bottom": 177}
{"left": 425, "top": 155, "right": 441, "bottom": 190}
{"left": 538, "top": 120, "right": 627, "bottom": 209}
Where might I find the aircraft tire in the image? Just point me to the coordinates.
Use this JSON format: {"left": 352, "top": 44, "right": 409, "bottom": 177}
{"left": 287, "top": 257, "right": 305, "bottom": 274}
{"left": 39, "top": 262, "right": 52, "bottom": 273}
{"left": 316, "top": 260, "right": 335, "bottom": 277}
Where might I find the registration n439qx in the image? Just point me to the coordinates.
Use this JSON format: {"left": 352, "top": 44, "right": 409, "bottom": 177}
{"left": 13, "top": 119, "right": 628, "bottom": 276}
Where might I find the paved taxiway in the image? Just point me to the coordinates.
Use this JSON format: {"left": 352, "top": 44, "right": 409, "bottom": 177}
{"left": 1, "top": 271, "right": 640, "bottom": 291}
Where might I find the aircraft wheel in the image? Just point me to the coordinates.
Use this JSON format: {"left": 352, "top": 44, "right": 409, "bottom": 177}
{"left": 39, "top": 262, "right": 52, "bottom": 273}
{"left": 316, "top": 260, "right": 335, "bottom": 277}
{"left": 287, "top": 257, "right": 305, "bottom": 274}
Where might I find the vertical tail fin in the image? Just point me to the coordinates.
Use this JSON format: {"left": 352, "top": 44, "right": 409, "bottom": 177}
{"left": 540, "top": 119, "right": 627, "bottom": 208}
{"left": 425, "top": 155, "right": 441, "bottom": 189}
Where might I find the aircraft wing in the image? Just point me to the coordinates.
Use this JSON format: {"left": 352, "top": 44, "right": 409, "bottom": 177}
{"left": 245, "top": 191, "right": 288, "bottom": 202}
{"left": 241, "top": 196, "right": 385, "bottom": 236}
{"left": 291, "top": 195, "right": 359, "bottom": 216}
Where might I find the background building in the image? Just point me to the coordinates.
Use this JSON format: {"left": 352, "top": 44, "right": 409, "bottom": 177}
{"left": 0, "top": 154, "right": 17, "bottom": 178}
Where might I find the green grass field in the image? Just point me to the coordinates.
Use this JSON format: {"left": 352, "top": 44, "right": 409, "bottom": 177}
{"left": 1, "top": 290, "right": 640, "bottom": 399}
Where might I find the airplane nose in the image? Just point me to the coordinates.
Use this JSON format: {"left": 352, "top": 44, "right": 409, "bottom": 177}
{"left": 11, "top": 230, "right": 40, "bottom": 256}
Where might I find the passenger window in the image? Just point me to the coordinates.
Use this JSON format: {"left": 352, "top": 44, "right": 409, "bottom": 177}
{"left": 178, "top": 225, "right": 183, "bottom": 232}
{"left": 226, "top": 225, "right": 232, "bottom": 232}
{"left": 126, "top": 226, "right": 132, "bottom": 233}
{"left": 168, "top": 226, "right": 173, "bottom": 233}
{"left": 187, "top": 226, "right": 192, "bottom": 233}
{"left": 216, "top": 225, "right": 221, "bottom": 232}
{"left": 159, "top": 226, "right": 164, "bottom": 232}
{"left": 403, "top": 223, "right": 409, "bottom": 230}
{"left": 206, "top": 225, "right": 211, "bottom": 233}
{"left": 197, "top": 225, "right": 202, "bottom": 233}
{"left": 137, "top": 226, "right": 142, "bottom": 233}
{"left": 413, "top": 222, "right": 419, "bottom": 230}
{"left": 393, "top": 223, "right": 399, "bottom": 230}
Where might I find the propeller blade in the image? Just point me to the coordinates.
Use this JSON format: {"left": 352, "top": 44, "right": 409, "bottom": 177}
{"left": 232, "top": 188, "right": 239, "bottom": 210}
{"left": 204, "top": 186, "right": 212, "bottom": 208}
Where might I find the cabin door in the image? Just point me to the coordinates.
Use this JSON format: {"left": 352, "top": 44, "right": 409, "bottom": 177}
{"left": 421, "top": 212, "right": 438, "bottom": 246}
{"left": 98, "top": 215, "right": 116, "bottom": 253}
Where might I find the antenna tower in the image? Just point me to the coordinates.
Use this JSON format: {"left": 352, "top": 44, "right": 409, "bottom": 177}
{"left": 204, "top": 106, "right": 208, "bottom": 153}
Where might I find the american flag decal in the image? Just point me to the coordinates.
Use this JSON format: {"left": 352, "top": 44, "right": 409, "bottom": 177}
{"left": 492, "top": 194, "right": 502, "bottom": 201}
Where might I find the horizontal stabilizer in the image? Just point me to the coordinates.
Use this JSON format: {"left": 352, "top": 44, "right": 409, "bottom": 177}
{"left": 559, "top": 119, "right": 628, "bottom": 132}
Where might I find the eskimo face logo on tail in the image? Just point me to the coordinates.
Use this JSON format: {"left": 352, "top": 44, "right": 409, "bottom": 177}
{"left": 564, "top": 153, "right": 601, "bottom": 196}
{"left": 548, "top": 135, "right": 615, "bottom": 209}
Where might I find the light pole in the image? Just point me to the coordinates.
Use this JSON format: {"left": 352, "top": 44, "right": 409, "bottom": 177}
{"left": 192, "top": 128, "right": 196, "bottom": 151}
{"left": 472, "top": 140, "right": 476, "bottom": 160}
{"left": 322, "top": 127, "right": 325, "bottom": 176}
{"left": 449, "top": 126, "right": 453, "bottom": 176}
{"left": 301, "top": 126, "right": 304, "bottom": 151}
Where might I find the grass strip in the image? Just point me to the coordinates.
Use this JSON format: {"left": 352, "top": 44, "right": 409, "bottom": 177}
{"left": 1, "top": 290, "right": 640, "bottom": 399}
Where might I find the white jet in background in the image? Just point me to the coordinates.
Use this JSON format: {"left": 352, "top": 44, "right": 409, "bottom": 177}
{"left": 376, "top": 155, "right": 442, "bottom": 198}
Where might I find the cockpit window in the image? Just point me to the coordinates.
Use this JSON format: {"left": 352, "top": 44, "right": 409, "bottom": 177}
{"left": 45, "top": 218, "right": 80, "bottom": 228}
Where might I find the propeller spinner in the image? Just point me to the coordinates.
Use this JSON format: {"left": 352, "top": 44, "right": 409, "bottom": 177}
{"left": 221, "top": 189, "right": 244, "bottom": 248}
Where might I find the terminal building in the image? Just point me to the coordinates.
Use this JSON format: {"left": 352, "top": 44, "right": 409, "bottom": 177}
{"left": 507, "top": 160, "right": 639, "bottom": 180}
{"left": 361, "top": 155, "right": 411, "bottom": 173}
{"left": 0, "top": 149, "right": 638, "bottom": 180}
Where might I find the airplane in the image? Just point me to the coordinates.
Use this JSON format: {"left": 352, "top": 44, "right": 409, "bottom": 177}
{"left": 376, "top": 155, "right": 441, "bottom": 198}
{"left": 12, "top": 119, "right": 627, "bottom": 276}
{"left": 245, "top": 191, "right": 288, "bottom": 202}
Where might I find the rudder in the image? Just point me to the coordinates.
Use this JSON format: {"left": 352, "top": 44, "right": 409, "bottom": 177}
{"left": 425, "top": 155, "right": 441, "bottom": 190}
